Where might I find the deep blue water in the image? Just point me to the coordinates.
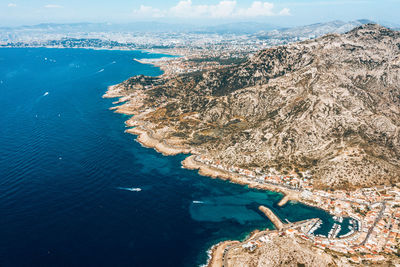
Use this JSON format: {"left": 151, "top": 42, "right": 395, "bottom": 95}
{"left": 0, "top": 48, "right": 344, "bottom": 267}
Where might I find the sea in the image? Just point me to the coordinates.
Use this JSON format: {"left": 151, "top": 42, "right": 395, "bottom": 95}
{"left": 0, "top": 48, "right": 350, "bottom": 267}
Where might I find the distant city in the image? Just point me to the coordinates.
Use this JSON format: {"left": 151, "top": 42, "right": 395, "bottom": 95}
{"left": 3, "top": 20, "right": 397, "bottom": 78}
{"left": 2, "top": 20, "right": 398, "bottom": 54}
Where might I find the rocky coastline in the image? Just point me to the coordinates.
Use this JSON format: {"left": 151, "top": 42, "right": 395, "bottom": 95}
{"left": 104, "top": 24, "right": 400, "bottom": 266}
{"left": 104, "top": 83, "right": 400, "bottom": 266}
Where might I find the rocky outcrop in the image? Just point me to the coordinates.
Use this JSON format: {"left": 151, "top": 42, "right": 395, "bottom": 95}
{"left": 112, "top": 24, "right": 400, "bottom": 190}
{"left": 224, "top": 234, "right": 338, "bottom": 267}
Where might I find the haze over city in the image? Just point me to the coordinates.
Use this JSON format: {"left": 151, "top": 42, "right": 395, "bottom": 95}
{"left": 1, "top": 0, "right": 400, "bottom": 27}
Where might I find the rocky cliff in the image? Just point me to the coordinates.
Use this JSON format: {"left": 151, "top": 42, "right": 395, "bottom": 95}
{"left": 113, "top": 24, "right": 400, "bottom": 189}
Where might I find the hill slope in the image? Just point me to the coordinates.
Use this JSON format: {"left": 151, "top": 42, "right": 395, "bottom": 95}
{"left": 112, "top": 24, "right": 400, "bottom": 189}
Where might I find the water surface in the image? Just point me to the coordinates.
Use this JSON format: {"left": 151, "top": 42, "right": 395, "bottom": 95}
{"left": 0, "top": 48, "right": 344, "bottom": 266}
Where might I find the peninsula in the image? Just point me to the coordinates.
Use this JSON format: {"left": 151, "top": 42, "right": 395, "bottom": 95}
{"left": 104, "top": 24, "right": 400, "bottom": 266}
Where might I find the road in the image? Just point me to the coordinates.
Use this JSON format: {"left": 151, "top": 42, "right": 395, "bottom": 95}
{"left": 359, "top": 201, "right": 386, "bottom": 246}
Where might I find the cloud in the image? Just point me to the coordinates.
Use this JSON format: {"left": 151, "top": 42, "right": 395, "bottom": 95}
{"left": 44, "top": 4, "right": 64, "bottom": 8}
{"left": 133, "top": 5, "right": 164, "bottom": 17}
{"left": 279, "top": 7, "right": 291, "bottom": 16}
{"left": 170, "top": 0, "right": 237, "bottom": 18}
{"left": 8, "top": 3, "right": 17, "bottom": 7}
{"left": 133, "top": 1, "right": 290, "bottom": 18}
{"left": 211, "top": 1, "right": 237, "bottom": 18}
{"left": 170, "top": 0, "right": 209, "bottom": 17}
{"left": 236, "top": 1, "right": 275, "bottom": 17}
{"left": 284, "top": 0, "right": 369, "bottom": 6}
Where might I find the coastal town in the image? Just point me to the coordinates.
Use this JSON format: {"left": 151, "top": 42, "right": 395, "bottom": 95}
{"left": 189, "top": 155, "right": 400, "bottom": 264}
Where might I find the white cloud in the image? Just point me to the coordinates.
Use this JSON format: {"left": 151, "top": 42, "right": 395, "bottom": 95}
{"left": 236, "top": 1, "right": 274, "bottom": 17}
{"left": 210, "top": 1, "right": 237, "bottom": 18}
{"left": 285, "top": 0, "right": 368, "bottom": 6}
{"left": 133, "top": 1, "right": 290, "bottom": 18}
{"left": 8, "top": 3, "right": 17, "bottom": 7}
{"left": 279, "top": 7, "right": 291, "bottom": 16}
{"left": 44, "top": 4, "right": 64, "bottom": 8}
{"left": 133, "top": 5, "right": 165, "bottom": 17}
{"left": 170, "top": 0, "right": 210, "bottom": 18}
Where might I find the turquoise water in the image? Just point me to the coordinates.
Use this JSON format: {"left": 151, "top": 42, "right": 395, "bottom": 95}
{"left": 0, "top": 48, "right": 346, "bottom": 266}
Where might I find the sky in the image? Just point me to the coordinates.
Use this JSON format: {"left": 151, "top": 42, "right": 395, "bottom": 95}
{"left": 1, "top": 0, "right": 400, "bottom": 27}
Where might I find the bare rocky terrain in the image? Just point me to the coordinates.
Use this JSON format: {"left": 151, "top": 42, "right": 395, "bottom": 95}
{"left": 221, "top": 233, "right": 400, "bottom": 267}
{"left": 113, "top": 24, "right": 400, "bottom": 190}
{"left": 225, "top": 234, "right": 338, "bottom": 267}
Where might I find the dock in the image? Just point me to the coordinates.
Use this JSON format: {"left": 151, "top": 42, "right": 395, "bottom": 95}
{"left": 259, "top": 205, "right": 319, "bottom": 231}
{"left": 259, "top": 206, "right": 285, "bottom": 230}
{"left": 277, "top": 192, "right": 300, "bottom": 206}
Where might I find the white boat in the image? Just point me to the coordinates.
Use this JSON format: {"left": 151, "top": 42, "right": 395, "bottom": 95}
{"left": 117, "top": 187, "right": 142, "bottom": 192}
{"left": 127, "top": 188, "right": 141, "bottom": 192}
{"left": 307, "top": 219, "right": 322, "bottom": 235}
{"left": 333, "top": 225, "right": 341, "bottom": 238}
{"left": 328, "top": 223, "right": 341, "bottom": 238}
{"left": 192, "top": 200, "right": 204, "bottom": 204}
{"left": 43, "top": 92, "right": 49, "bottom": 96}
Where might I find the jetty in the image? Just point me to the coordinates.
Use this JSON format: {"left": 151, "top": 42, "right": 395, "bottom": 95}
{"left": 277, "top": 192, "right": 300, "bottom": 206}
{"left": 259, "top": 206, "right": 319, "bottom": 231}
{"left": 208, "top": 206, "right": 321, "bottom": 267}
{"left": 259, "top": 206, "right": 285, "bottom": 230}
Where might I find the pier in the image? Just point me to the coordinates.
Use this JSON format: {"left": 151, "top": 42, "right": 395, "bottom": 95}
{"left": 277, "top": 192, "right": 300, "bottom": 206}
{"left": 259, "top": 206, "right": 285, "bottom": 230}
{"left": 258, "top": 206, "right": 319, "bottom": 231}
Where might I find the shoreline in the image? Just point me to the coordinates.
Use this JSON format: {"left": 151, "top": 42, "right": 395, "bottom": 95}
{"left": 103, "top": 61, "right": 400, "bottom": 266}
{"left": 206, "top": 240, "right": 240, "bottom": 267}
{"left": 0, "top": 46, "right": 141, "bottom": 52}
{"left": 126, "top": 127, "right": 191, "bottom": 156}
{"left": 0, "top": 45, "right": 140, "bottom": 52}
{"left": 103, "top": 85, "right": 308, "bottom": 266}
{"left": 103, "top": 84, "right": 335, "bottom": 266}
{"left": 0, "top": 46, "right": 184, "bottom": 57}
{"left": 182, "top": 155, "right": 299, "bottom": 201}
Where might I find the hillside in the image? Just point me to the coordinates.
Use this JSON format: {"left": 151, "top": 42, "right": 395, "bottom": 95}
{"left": 110, "top": 24, "right": 400, "bottom": 190}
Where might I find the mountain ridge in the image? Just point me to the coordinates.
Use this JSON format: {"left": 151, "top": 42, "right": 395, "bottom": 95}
{"left": 1, "top": 19, "right": 396, "bottom": 34}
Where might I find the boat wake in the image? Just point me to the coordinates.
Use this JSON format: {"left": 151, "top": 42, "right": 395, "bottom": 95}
{"left": 117, "top": 187, "right": 142, "bottom": 192}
